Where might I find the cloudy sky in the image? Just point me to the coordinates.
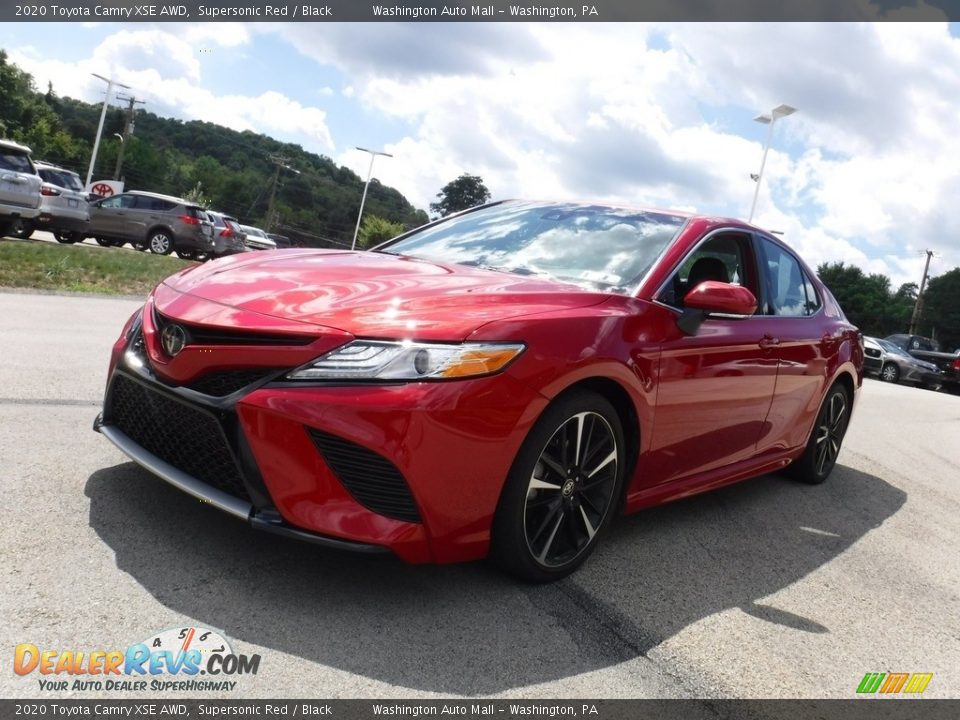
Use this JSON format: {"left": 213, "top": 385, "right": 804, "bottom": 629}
{"left": 3, "top": 21, "right": 959, "bottom": 287}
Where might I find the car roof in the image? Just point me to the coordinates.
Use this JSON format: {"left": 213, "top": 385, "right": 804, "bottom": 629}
{"left": 0, "top": 139, "right": 33, "bottom": 154}
{"left": 34, "top": 161, "right": 78, "bottom": 174}
{"left": 125, "top": 190, "right": 192, "bottom": 204}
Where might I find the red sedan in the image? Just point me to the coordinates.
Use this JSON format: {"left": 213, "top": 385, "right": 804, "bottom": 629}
{"left": 95, "top": 201, "right": 863, "bottom": 581}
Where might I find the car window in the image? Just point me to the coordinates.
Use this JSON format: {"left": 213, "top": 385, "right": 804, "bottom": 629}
{"left": 759, "top": 238, "right": 819, "bottom": 317}
{"left": 0, "top": 151, "right": 34, "bottom": 173}
{"left": 659, "top": 232, "right": 758, "bottom": 309}
{"left": 38, "top": 168, "right": 84, "bottom": 191}
{"left": 99, "top": 194, "right": 137, "bottom": 209}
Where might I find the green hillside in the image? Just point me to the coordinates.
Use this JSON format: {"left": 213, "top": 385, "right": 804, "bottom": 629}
{"left": 0, "top": 50, "right": 428, "bottom": 247}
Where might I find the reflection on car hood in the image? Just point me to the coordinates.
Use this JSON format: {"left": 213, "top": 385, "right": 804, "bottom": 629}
{"left": 161, "top": 249, "right": 610, "bottom": 340}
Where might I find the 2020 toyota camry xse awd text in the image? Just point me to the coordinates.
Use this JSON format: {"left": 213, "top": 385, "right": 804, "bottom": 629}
{"left": 95, "top": 201, "right": 863, "bottom": 582}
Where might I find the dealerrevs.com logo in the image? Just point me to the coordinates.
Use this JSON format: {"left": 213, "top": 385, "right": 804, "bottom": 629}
{"left": 14, "top": 626, "right": 261, "bottom": 692}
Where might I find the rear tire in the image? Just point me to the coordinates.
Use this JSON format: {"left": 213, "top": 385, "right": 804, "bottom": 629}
{"left": 148, "top": 230, "right": 173, "bottom": 255}
{"left": 788, "top": 383, "right": 850, "bottom": 485}
{"left": 131, "top": 240, "right": 148, "bottom": 252}
{"left": 54, "top": 231, "right": 79, "bottom": 244}
{"left": 491, "top": 390, "right": 625, "bottom": 582}
{"left": 176, "top": 250, "right": 196, "bottom": 260}
{"left": 11, "top": 218, "right": 34, "bottom": 239}
{"left": 95, "top": 237, "right": 118, "bottom": 247}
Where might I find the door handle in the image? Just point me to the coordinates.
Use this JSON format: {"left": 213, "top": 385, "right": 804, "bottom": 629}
{"left": 759, "top": 335, "right": 781, "bottom": 349}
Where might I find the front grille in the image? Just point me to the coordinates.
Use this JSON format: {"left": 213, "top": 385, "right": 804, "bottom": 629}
{"left": 154, "top": 310, "right": 315, "bottom": 346}
{"left": 107, "top": 374, "right": 251, "bottom": 502}
{"left": 188, "top": 369, "right": 275, "bottom": 397}
{"left": 308, "top": 429, "right": 421, "bottom": 523}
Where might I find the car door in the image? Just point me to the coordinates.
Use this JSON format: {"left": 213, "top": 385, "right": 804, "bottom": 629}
{"left": 89, "top": 194, "right": 136, "bottom": 238}
{"left": 646, "top": 230, "right": 781, "bottom": 484}
{"left": 753, "top": 236, "right": 833, "bottom": 454}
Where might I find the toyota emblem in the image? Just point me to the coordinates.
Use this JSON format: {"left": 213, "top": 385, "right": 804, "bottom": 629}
{"left": 161, "top": 324, "right": 187, "bottom": 357}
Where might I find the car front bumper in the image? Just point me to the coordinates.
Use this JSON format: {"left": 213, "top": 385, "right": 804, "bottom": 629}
{"left": 96, "top": 325, "right": 547, "bottom": 564}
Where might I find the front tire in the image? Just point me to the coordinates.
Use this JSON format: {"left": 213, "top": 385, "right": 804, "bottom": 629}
{"left": 788, "top": 383, "right": 850, "bottom": 485}
{"left": 880, "top": 363, "right": 900, "bottom": 383}
{"left": 491, "top": 390, "right": 625, "bottom": 582}
{"left": 54, "top": 230, "right": 80, "bottom": 244}
{"left": 148, "top": 230, "right": 173, "bottom": 255}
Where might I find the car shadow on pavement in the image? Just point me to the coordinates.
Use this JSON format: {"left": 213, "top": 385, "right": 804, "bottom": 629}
{"left": 84, "top": 462, "right": 904, "bottom": 695}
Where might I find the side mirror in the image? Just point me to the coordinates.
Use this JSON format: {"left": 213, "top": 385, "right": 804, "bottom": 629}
{"left": 677, "top": 281, "right": 758, "bottom": 336}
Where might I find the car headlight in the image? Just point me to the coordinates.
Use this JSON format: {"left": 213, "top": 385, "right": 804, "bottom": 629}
{"left": 286, "top": 340, "right": 525, "bottom": 381}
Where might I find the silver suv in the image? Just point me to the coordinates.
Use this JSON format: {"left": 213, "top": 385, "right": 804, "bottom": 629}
{"left": 24, "top": 162, "right": 90, "bottom": 243}
{"left": 206, "top": 211, "right": 247, "bottom": 258}
{"left": 86, "top": 191, "right": 214, "bottom": 257}
{"left": 0, "top": 139, "right": 42, "bottom": 238}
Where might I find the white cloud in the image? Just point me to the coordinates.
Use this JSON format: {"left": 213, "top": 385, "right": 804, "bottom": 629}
{"left": 8, "top": 21, "right": 960, "bottom": 289}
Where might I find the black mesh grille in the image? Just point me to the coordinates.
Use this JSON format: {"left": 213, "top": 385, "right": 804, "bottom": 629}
{"left": 188, "top": 369, "right": 275, "bottom": 397}
{"left": 107, "top": 374, "right": 251, "bottom": 502}
{"left": 308, "top": 429, "right": 421, "bottom": 523}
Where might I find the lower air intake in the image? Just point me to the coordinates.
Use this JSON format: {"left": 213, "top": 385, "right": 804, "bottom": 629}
{"left": 307, "top": 429, "right": 421, "bottom": 523}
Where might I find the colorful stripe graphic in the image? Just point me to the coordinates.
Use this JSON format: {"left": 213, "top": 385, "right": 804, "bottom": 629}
{"left": 857, "top": 672, "right": 932, "bottom": 695}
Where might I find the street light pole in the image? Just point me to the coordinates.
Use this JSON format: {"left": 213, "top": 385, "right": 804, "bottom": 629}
{"left": 748, "top": 103, "right": 797, "bottom": 223}
{"left": 86, "top": 73, "right": 130, "bottom": 188}
{"left": 351, "top": 146, "right": 393, "bottom": 251}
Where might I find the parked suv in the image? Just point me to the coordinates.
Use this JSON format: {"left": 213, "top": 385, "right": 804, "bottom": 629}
{"left": 206, "top": 211, "right": 247, "bottom": 258}
{"left": 0, "top": 139, "right": 42, "bottom": 238}
{"left": 18, "top": 161, "right": 91, "bottom": 243}
{"left": 86, "top": 191, "right": 214, "bottom": 257}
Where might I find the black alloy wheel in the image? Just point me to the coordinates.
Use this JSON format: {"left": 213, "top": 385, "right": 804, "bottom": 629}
{"left": 789, "top": 384, "right": 850, "bottom": 485}
{"left": 492, "top": 390, "right": 625, "bottom": 582}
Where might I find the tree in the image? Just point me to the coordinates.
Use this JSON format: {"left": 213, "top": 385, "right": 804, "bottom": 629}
{"left": 816, "top": 262, "right": 904, "bottom": 337}
{"left": 358, "top": 215, "right": 405, "bottom": 249}
{"left": 921, "top": 268, "right": 960, "bottom": 352}
{"left": 430, "top": 174, "right": 491, "bottom": 217}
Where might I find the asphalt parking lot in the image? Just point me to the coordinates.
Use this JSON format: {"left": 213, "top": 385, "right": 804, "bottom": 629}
{"left": 1, "top": 289, "right": 957, "bottom": 701}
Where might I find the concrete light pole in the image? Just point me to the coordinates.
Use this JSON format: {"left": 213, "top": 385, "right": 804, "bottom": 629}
{"left": 351, "top": 147, "right": 393, "bottom": 251}
{"left": 748, "top": 103, "right": 797, "bottom": 223}
{"left": 86, "top": 73, "right": 130, "bottom": 188}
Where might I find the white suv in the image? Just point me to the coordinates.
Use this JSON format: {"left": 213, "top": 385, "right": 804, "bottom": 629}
{"left": 27, "top": 162, "right": 91, "bottom": 243}
{"left": 0, "top": 139, "right": 42, "bottom": 238}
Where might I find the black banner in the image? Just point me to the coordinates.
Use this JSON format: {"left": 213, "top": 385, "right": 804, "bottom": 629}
{"left": 2, "top": 0, "right": 959, "bottom": 23}
{"left": 2, "top": 700, "right": 960, "bottom": 720}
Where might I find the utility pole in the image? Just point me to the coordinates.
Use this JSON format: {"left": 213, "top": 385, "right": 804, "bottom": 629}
{"left": 908, "top": 249, "right": 935, "bottom": 335}
{"left": 265, "top": 155, "right": 299, "bottom": 232}
{"left": 86, "top": 73, "right": 130, "bottom": 188}
{"left": 351, "top": 147, "right": 392, "bottom": 250}
{"left": 113, "top": 94, "right": 145, "bottom": 181}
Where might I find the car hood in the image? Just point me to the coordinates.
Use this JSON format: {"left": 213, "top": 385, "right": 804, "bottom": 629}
{"left": 160, "top": 249, "right": 610, "bottom": 340}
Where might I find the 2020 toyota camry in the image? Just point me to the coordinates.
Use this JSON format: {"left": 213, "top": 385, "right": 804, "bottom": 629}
{"left": 95, "top": 201, "right": 863, "bottom": 581}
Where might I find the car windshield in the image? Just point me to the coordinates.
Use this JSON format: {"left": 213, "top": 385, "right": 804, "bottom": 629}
{"left": 878, "top": 340, "right": 912, "bottom": 359}
{"left": 379, "top": 201, "right": 688, "bottom": 294}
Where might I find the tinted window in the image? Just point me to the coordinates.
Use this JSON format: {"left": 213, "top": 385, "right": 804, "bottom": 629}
{"left": 0, "top": 151, "right": 34, "bottom": 173}
{"left": 38, "top": 168, "right": 84, "bottom": 191}
{"left": 382, "top": 202, "right": 687, "bottom": 294}
{"left": 134, "top": 197, "right": 177, "bottom": 212}
{"left": 760, "top": 239, "right": 819, "bottom": 317}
